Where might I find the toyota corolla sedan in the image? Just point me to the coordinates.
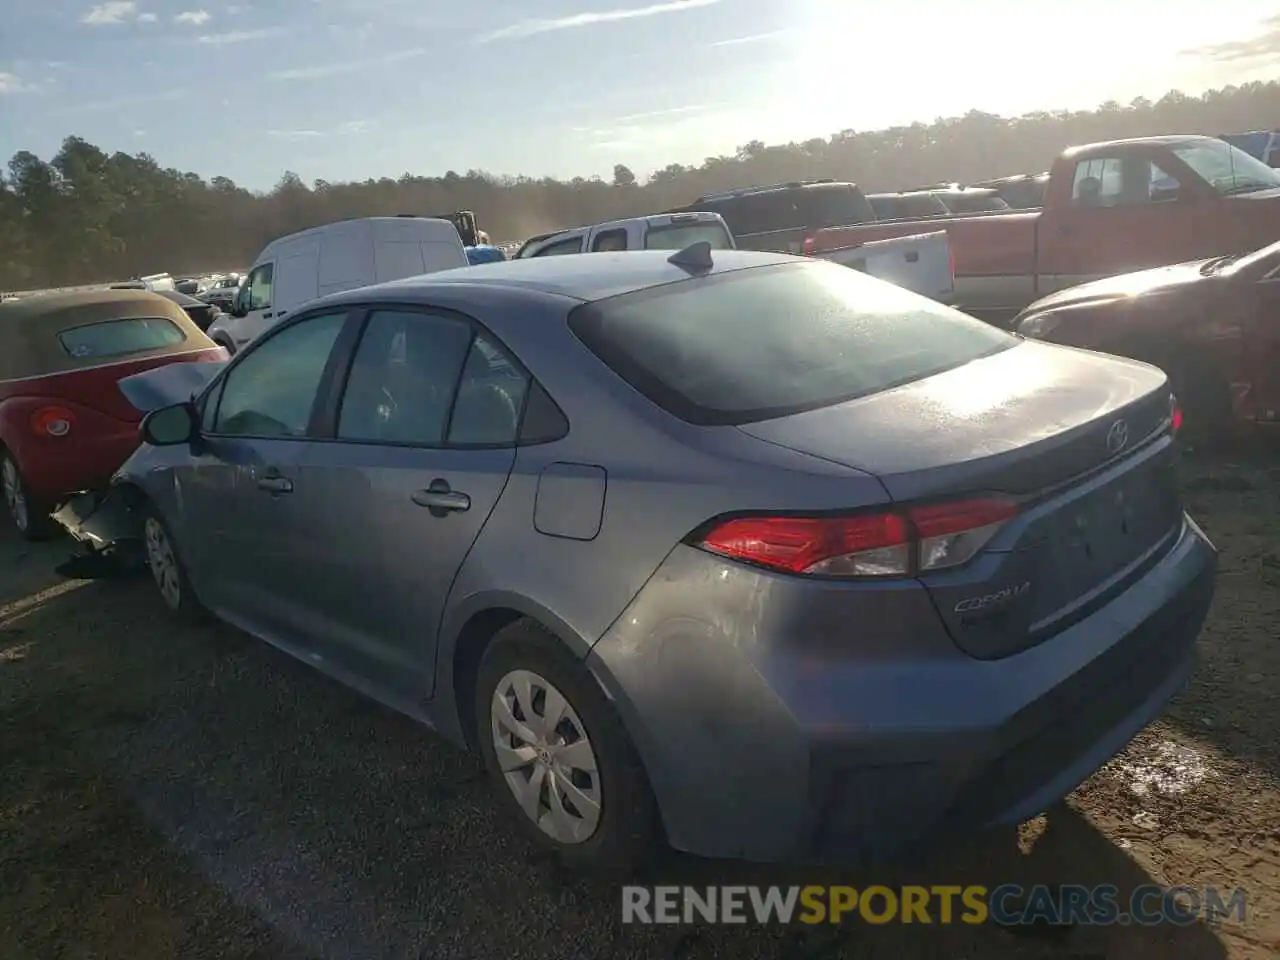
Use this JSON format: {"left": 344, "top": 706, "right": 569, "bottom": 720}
{"left": 54, "top": 249, "right": 1217, "bottom": 871}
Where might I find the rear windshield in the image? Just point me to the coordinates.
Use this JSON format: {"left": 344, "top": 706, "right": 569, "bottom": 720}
{"left": 58, "top": 317, "right": 187, "bottom": 360}
{"left": 644, "top": 222, "right": 733, "bottom": 250}
{"left": 569, "top": 261, "right": 1015, "bottom": 426}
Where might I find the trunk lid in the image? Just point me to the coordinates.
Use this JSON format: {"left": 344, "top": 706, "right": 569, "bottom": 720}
{"left": 738, "top": 340, "right": 1182, "bottom": 657}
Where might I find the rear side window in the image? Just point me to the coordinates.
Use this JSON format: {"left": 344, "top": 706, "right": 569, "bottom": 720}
{"left": 569, "top": 261, "right": 1015, "bottom": 426}
{"left": 644, "top": 222, "right": 733, "bottom": 250}
{"left": 798, "top": 185, "right": 877, "bottom": 229}
{"left": 712, "top": 192, "right": 801, "bottom": 235}
{"left": 58, "top": 317, "right": 187, "bottom": 359}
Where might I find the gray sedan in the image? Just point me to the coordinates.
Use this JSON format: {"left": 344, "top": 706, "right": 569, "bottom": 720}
{"left": 58, "top": 248, "right": 1217, "bottom": 871}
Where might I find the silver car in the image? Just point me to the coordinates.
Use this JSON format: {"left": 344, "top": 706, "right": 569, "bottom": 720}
{"left": 57, "top": 249, "right": 1217, "bottom": 871}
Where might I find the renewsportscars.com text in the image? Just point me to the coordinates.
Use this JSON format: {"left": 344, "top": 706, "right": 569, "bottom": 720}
{"left": 621, "top": 884, "right": 1247, "bottom": 927}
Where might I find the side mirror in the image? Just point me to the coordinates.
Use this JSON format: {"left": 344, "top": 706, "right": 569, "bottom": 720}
{"left": 141, "top": 402, "right": 198, "bottom": 446}
{"left": 230, "top": 287, "right": 249, "bottom": 318}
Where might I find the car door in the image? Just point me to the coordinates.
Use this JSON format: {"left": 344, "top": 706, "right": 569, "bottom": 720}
{"left": 223, "top": 260, "right": 278, "bottom": 350}
{"left": 1039, "top": 154, "right": 1216, "bottom": 287}
{"left": 271, "top": 241, "right": 320, "bottom": 324}
{"left": 288, "top": 306, "right": 525, "bottom": 704}
{"left": 182, "top": 309, "right": 352, "bottom": 643}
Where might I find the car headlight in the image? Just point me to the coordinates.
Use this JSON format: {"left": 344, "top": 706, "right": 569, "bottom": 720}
{"left": 1016, "top": 313, "right": 1061, "bottom": 339}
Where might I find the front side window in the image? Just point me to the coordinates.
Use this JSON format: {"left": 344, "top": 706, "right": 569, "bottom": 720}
{"left": 570, "top": 260, "right": 1014, "bottom": 426}
{"left": 337, "top": 310, "right": 474, "bottom": 445}
{"left": 247, "top": 262, "right": 274, "bottom": 310}
{"left": 533, "top": 236, "right": 584, "bottom": 257}
{"left": 211, "top": 311, "right": 346, "bottom": 438}
{"left": 58, "top": 317, "right": 187, "bottom": 359}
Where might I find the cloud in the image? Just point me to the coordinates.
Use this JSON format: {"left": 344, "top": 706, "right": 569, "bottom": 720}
{"left": 268, "top": 46, "right": 424, "bottom": 80}
{"left": 137, "top": 11, "right": 157, "bottom": 21}
{"left": 0, "top": 71, "right": 28, "bottom": 95}
{"left": 175, "top": 9, "right": 212, "bottom": 25}
{"left": 1183, "top": 15, "right": 1280, "bottom": 65}
{"left": 268, "top": 119, "right": 373, "bottom": 140}
{"left": 52, "top": 86, "right": 190, "bottom": 114}
{"left": 478, "top": 0, "right": 720, "bottom": 43}
{"left": 610, "top": 103, "right": 717, "bottom": 124}
{"left": 81, "top": 1, "right": 140, "bottom": 24}
{"left": 711, "top": 29, "right": 789, "bottom": 47}
{"left": 197, "top": 27, "right": 282, "bottom": 44}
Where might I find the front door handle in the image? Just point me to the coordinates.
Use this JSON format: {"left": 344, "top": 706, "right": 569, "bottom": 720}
{"left": 412, "top": 480, "right": 470, "bottom": 514}
{"left": 257, "top": 477, "right": 293, "bottom": 494}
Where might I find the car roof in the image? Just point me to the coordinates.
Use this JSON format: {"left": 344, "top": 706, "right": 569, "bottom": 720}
{"left": 0, "top": 289, "right": 208, "bottom": 381}
{"left": 315, "top": 249, "right": 798, "bottom": 308}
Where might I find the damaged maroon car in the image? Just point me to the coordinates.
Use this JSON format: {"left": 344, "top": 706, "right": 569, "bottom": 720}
{"left": 1013, "top": 239, "right": 1280, "bottom": 438}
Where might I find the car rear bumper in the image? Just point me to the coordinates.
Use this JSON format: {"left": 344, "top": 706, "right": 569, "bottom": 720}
{"left": 586, "top": 512, "right": 1216, "bottom": 865}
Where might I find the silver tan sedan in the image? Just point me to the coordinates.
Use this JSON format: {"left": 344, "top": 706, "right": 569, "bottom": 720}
{"left": 57, "top": 249, "right": 1217, "bottom": 871}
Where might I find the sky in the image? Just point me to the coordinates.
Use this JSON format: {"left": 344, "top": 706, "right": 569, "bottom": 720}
{"left": 4, "top": 0, "right": 1280, "bottom": 191}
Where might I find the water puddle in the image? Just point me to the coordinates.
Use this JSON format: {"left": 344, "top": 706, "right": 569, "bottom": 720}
{"left": 1116, "top": 739, "right": 1212, "bottom": 797}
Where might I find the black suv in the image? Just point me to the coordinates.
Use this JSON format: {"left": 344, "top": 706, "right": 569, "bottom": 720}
{"left": 665, "top": 179, "right": 877, "bottom": 253}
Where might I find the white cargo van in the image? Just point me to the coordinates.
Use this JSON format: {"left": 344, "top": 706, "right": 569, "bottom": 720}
{"left": 208, "top": 216, "right": 469, "bottom": 353}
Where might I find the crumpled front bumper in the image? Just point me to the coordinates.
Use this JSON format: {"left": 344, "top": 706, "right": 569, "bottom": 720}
{"left": 51, "top": 488, "right": 147, "bottom": 578}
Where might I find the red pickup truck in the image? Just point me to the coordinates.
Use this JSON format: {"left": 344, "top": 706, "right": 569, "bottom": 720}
{"left": 808, "top": 135, "right": 1280, "bottom": 313}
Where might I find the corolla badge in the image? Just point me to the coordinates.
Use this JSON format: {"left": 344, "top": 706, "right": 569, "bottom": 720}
{"left": 1105, "top": 418, "right": 1129, "bottom": 456}
{"left": 954, "top": 581, "right": 1031, "bottom": 614}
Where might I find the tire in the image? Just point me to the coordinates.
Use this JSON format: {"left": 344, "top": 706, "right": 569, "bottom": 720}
{"left": 213, "top": 336, "right": 236, "bottom": 356}
{"left": 1, "top": 452, "right": 59, "bottom": 541}
{"left": 140, "top": 502, "right": 207, "bottom": 623}
{"left": 475, "top": 619, "right": 659, "bottom": 875}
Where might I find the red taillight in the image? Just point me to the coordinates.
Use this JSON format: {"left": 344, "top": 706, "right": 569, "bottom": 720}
{"left": 30, "top": 405, "right": 74, "bottom": 437}
{"left": 1169, "top": 394, "right": 1183, "bottom": 435}
{"left": 697, "top": 497, "right": 1018, "bottom": 579}
{"left": 801, "top": 234, "right": 816, "bottom": 256}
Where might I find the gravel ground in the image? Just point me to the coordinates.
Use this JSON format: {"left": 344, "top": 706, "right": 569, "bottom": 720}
{"left": 1, "top": 453, "right": 1278, "bottom": 959}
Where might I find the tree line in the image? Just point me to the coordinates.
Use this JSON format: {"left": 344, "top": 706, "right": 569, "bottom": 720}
{"left": 3, "top": 80, "right": 1279, "bottom": 291}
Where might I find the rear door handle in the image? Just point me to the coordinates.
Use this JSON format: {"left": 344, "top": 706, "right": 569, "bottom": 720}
{"left": 257, "top": 477, "right": 293, "bottom": 494}
{"left": 262, "top": 312, "right": 274, "bottom": 319}
{"left": 412, "top": 482, "right": 470, "bottom": 513}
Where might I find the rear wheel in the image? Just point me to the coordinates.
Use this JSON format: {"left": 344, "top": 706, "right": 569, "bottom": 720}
{"left": 1, "top": 453, "right": 58, "bottom": 541}
{"left": 475, "top": 619, "right": 659, "bottom": 874}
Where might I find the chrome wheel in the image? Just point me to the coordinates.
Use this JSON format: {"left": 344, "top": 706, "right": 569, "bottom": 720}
{"left": 2, "top": 457, "right": 28, "bottom": 533}
{"left": 144, "top": 516, "right": 182, "bottom": 610}
{"left": 490, "top": 668, "right": 602, "bottom": 844}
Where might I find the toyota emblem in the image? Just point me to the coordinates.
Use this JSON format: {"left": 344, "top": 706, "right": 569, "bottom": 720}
{"left": 1105, "top": 419, "right": 1129, "bottom": 456}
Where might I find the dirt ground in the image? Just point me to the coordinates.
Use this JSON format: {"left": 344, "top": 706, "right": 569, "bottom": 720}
{"left": 1, "top": 452, "right": 1278, "bottom": 959}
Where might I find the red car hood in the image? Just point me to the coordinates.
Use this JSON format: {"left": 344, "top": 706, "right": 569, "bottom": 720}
{"left": 1023, "top": 260, "right": 1211, "bottom": 315}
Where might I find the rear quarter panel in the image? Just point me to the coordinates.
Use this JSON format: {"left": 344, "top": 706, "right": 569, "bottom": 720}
{"left": 429, "top": 292, "right": 891, "bottom": 741}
